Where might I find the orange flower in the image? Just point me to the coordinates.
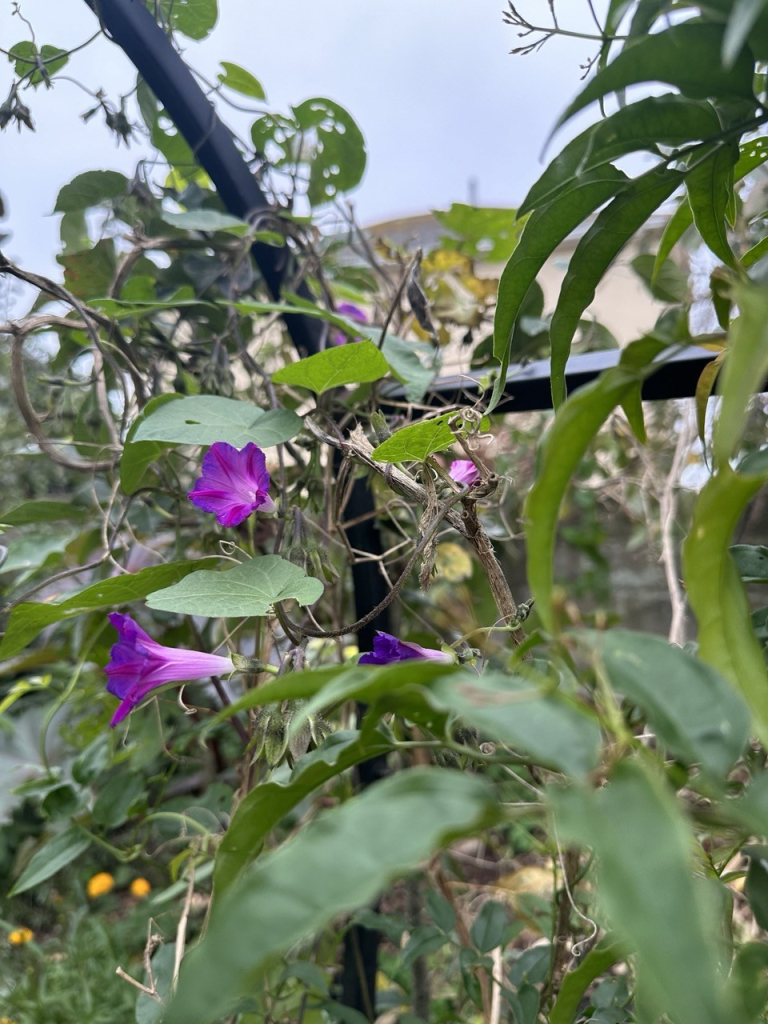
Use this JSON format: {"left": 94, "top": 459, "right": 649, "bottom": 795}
{"left": 8, "top": 927, "right": 33, "bottom": 945}
{"left": 130, "top": 877, "right": 151, "bottom": 899}
{"left": 86, "top": 872, "right": 115, "bottom": 899}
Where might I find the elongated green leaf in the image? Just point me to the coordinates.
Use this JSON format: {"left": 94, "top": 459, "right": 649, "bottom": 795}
{"left": 731, "top": 544, "right": 768, "bottom": 582}
{"left": 0, "top": 558, "right": 221, "bottom": 659}
{"left": 553, "top": 762, "right": 732, "bottom": 1024}
{"left": 146, "top": 555, "right": 323, "bottom": 617}
{"left": 427, "top": 670, "right": 600, "bottom": 778}
{"left": 742, "top": 235, "right": 768, "bottom": 267}
{"left": 372, "top": 410, "right": 487, "bottom": 463}
{"left": 550, "top": 936, "right": 624, "bottom": 1024}
{"left": 166, "top": 769, "right": 499, "bottom": 1024}
{"left": 683, "top": 464, "right": 768, "bottom": 743}
{"left": 714, "top": 281, "right": 768, "bottom": 465}
{"left": 525, "top": 338, "right": 666, "bottom": 632}
{"left": 133, "top": 395, "right": 302, "bottom": 448}
{"left": 686, "top": 143, "right": 739, "bottom": 268}
{"left": 54, "top": 170, "right": 128, "bottom": 213}
{"left": 652, "top": 197, "right": 693, "bottom": 285}
{"left": 597, "top": 630, "right": 749, "bottom": 777}
{"left": 521, "top": 95, "right": 719, "bottom": 216}
{"left": 695, "top": 352, "right": 725, "bottom": 446}
{"left": 217, "top": 61, "right": 265, "bottom": 99}
{"left": 271, "top": 340, "right": 388, "bottom": 394}
{"left": 490, "top": 166, "right": 628, "bottom": 411}
{"left": 120, "top": 393, "right": 181, "bottom": 495}
{"left": 213, "top": 730, "right": 394, "bottom": 894}
{"left": 10, "top": 827, "right": 91, "bottom": 896}
{"left": 0, "top": 500, "right": 90, "bottom": 526}
{"left": 557, "top": 23, "right": 756, "bottom": 130}
{"left": 724, "top": 0, "right": 768, "bottom": 66}
{"left": 549, "top": 166, "right": 683, "bottom": 408}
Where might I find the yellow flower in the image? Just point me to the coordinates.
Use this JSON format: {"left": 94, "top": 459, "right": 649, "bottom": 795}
{"left": 1, "top": 1017, "right": 19, "bottom": 1023}
{"left": 8, "top": 927, "right": 33, "bottom": 945}
{"left": 86, "top": 872, "right": 115, "bottom": 899}
{"left": 130, "top": 877, "right": 151, "bottom": 899}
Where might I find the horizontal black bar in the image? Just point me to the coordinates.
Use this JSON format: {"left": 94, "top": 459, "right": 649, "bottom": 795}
{"left": 382, "top": 346, "right": 719, "bottom": 413}
{"left": 83, "top": 0, "right": 323, "bottom": 356}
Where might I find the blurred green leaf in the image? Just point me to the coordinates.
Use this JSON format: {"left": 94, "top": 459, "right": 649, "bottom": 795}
{"left": 550, "top": 937, "right": 624, "bottom": 1024}
{"left": 54, "top": 170, "right": 128, "bottom": 213}
{"left": 549, "top": 166, "right": 683, "bottom": 408}
{"left": 652, "top": 197, "right": 693, "bottom": 286}
{"left": 433, "top": 204, "right": 524, "bottom": 262}
{"left": 9, "top": 41, "right": 69, "bottom": 86}
{"left": 217, "top": 61, "right": 265, "bottom": 99}
{"left": 556, "top": 23, "right": 756, "bottom": 130}
{"left": 10, "top": 826, "right": 91, "bottom": 896}
{"left": 744, "top": 847, "right": 768, "bottom": 929}
{"left": 631, "top": 253, "right": 688, "bottom": 304}
{"left": 525, "top": 338, "right": 666, "bottom": 632}
{"left": 683, "top": 465, "right": 768, "bottom": 745}
{"left": 136, "top": 944, "right": 175, "bottom": 1024}
{"left": 120, "top": 393, "right": 181, "bottom": 495}
{"left": 470, "top": 899, "right": 507, "bottom": 952}
{"left": 731, "top": 544, "right": 768, "bottom": 582}
{"left": 166, "top": 769, "right": 499, "bottom": 1024}
{"left": 0, "top": 558, "right": 221, "bottom": 658}
{"left": 686, "top": 144, "right": 739, "bottom": 268}
{"left": 92, "top": 773, "right": 144, "bottom": 828}
{"left": 292, "top": 97, "right": 366, "bottom": 206}
{"left": 133, "top": 395, "right": 303, "bottom": 447}
{"left": 0, "top": 499, "right": 90, "bottom": 526}
{"left": 597, "top": 630, "right": 749, "bottom": 777}
{"left": 272, "top": 340, "right": 388, "bottom": 394}
{"left": 160, "top": 0, "right": 218, "bottom": 39}
{"left": 553, "top": 761, "right": 733, "bottom": 1024}
{"left": 146, "top": 555, "right": 323, "bottom": 617}
{"left": 160, "top": 209, "right": 251, "bottom": 234}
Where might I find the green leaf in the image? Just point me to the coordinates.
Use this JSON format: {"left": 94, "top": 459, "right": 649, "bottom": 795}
{"left": 553, "top": 761, "right": 731, "bottom": 1024}
{"left": 556, "top": 23, "right": 756, "bottom": 130}
{"left": 133, "top": 395, "right": 303, "bottom": 447}
{"left": 726, "top": 942, "right": 768, "bottom": 1021}
{"left": 520, "top": 95, "right": 720, "bottom": 216}
{"left": 160, "top": 209, "right": 251, "bottom": 234}
{"left": 271, "top": 340, "right": 388, "bottom": 394}
{"left": 9, "top": 41, "right": 69, "bottom": 86}
{"left": 146, "top": 555, "right": 323, "bottom": 617}
{"left": 120, "top": 394, "right": 181, "bottom": 495}
{"left": 652, "top": 197, "right": 693, "bottom": 286}
{"left": 742, "top": 234, "right": 768, "bottom": 268}
{"left": 10, "top": 827, "right": 91, "bottom": 896}
{"left": 549, "top": 166, "right": 684, "bottom": 408}
{"left": 525, "top": 338, "right": 667, "bottom": 632}
{"left": 490, "top": 165, "right": 629, "bottom": 411}
{"left": 166, "top": 769, "right": 499, "bottom": 1024}
{"left": 136, "top": 944, "right": 175, "bottom": 1024}
{"left": 92, "top": 773, "right": 145, "bottom": 829}
{"left": 724, "top": 0, "right": 768, "bottom": 66}
{"left": 730, "top": 544, "right": 768, "bottom": 582}
{"left": 550, "top": 937, "right": 624, "bottom": 1024}
{"left": 161, "top": 0, "right": 218, "bottom": 39}
{"left": 427, "top": 670, "right": 601, "bottom": 778}
{"left": 714, "top": 281, "right": 768, "bottom": 465}
{"left": 744, "top": 846, "right": 768, "bottom": 929}
{"left": 433, "top": 204, "right": 524, "bottom": 262}
{"left": 213, "top": 730, "right": 394, "bottom": 895}
{"left": 54, "top": 171, "right": 129, "bottom": 213}
{"left": 0, "top": 500, "right": 90, "bottom": 526}
{"left": 0, "top": 559, "right": 221, "bottom": 659}
{"left": 375, "top": 330, "right": 437, "bottom": 403}
{"left": 217, "top": 61, "right": 265, "bottom": 99}
{"left": 686, "top": 144, "right": 739, "bottom": 268}
{"left": 470, "top": 900, "right": 508, "bottom": 952}
{"left": 597, "top": 630, "right": 749, "bottom": 777}
{"left": 292, "top": 97, "right": 367, "bottom": 206}
{"left": 631, "top": 253, "right": 688, "bottom": 304}
{"left": 372, "top": 411, "right": 488, "bottom": 463}
{"left": 58, "top": 238, "right": 116, "bottom": 300}
{"left": 683, "top": 464, "right": 768, "bottom": 744}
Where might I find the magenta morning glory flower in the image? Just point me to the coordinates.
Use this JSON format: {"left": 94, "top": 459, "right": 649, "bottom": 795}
{"left": 331, "top": 302, "right": 368, "bottom": 346}
{"left": 358, "top": 630, "right": 452, "bottom": 666}
{"left": 189, "top": 442, "right": 276, "bottom": 528}
{"left": 449, "top": 460, "right": 480, "bottom": 486}
{"left": 105, "top": 612, "right": 234, "bottom": 727}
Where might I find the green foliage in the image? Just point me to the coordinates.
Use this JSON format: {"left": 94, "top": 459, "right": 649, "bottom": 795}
{"left": 54, "top": 171, "right": 129, "bottom": 213}
{"left": 133, "top": 395, "right": 303, "bottom": 447}
{"left": 272, "top": 340, "right": 389, "bottom": 393}
{"left": 216, "top": 61, "right": 265, "bottom": 99}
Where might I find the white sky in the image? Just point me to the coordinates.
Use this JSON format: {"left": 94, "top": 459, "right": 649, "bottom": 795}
{"left": 0, "top": 0, "right": 604, "bottom": 277}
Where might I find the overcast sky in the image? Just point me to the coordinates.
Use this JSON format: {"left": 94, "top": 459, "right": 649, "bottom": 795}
{"left": 0, "top": 0, "right": 604, "bottom": 278}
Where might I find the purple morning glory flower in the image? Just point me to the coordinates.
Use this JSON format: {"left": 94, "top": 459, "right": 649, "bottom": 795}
{"left": 331, "top": 302, "right": 368, "bottom": 346}
{"left": 449, "top": 460, "right": 480, "bottom": 486}
{"left": 189, "top": 442, "right": 276, "bottom": 528}
{"left": 358, "top": 630, "right": 452, "bottom": 666}
{"left": 105, "top": 612, "right": 234, "bottom": 727}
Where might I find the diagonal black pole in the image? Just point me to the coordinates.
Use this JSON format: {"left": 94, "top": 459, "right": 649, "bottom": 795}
{"left": 82, "top": 1, "right": 387, "bottom": 1016}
